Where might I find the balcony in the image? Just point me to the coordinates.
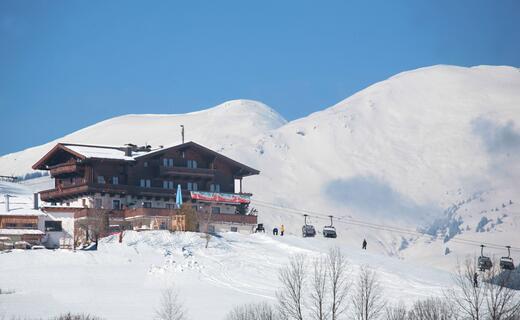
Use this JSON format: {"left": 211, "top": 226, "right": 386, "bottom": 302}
{"left": 39, "top": 183, "right": 179, "bottom": 202}
{"left": 49, "top": 162, "right": 84, "bottom": 177}
{"left": 197, "top": 212, "right": 257, "bottom": 225}
{"left": 159, "top": 166, "right": 215, "bottom": 178}
{"left": 124, "top": 207, "right": 179, "bottom": 218}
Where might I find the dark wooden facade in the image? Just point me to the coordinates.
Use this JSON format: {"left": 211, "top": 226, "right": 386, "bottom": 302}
{"left": 33, "top": 142, "right": 259, "bottom": 229}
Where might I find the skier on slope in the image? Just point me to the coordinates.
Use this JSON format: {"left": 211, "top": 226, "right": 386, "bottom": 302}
{"left": 474, "top": 272, "right": 478, "bottom": 288}
{"left": 273, "top": 227, "right": 278, "bottom": 236}
{"left": 280, "top": 224, "right": 285, "bottom": 236}
{"left": 362, "top": 238, "right": 367, "bottom": 250}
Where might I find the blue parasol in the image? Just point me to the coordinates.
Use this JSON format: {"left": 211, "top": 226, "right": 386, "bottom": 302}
{"left": 176, "top": 184, "right": 183, "bottom": 208}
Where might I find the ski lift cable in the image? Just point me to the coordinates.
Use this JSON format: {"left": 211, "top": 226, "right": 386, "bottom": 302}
{"left": 251, "top": 200, "right": 520, "bottom": 252}
{"left": 250, "top": 199, "right": 520, "bottom": 252}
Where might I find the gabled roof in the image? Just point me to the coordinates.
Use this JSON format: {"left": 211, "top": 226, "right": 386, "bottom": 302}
{"left": 32, "top": 141, "right": 260, "bottom": 177}
{"left": 135, "top": 141, "right": 260, "bottom": 177}
{"left": 32, "top": 143, "right": 134, "bottom": 170}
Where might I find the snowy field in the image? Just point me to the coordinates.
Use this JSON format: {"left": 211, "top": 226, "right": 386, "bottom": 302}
{"left": 0, "top": 231, "right": 453, "bottom": 320}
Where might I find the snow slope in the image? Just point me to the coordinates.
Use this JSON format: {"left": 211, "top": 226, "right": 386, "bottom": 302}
{"left": 0, "top": 99, "right": 286, "bottom": 177}
{"left": 1, "top": 65, "right": 520, "bottom": 268}
{"left": 0, "top": 230, "right": 453, "bottom": 320}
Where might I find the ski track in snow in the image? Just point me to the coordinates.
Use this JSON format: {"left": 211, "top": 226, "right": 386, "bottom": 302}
{"left": 0, "top": 231, "right": 455, "bottom": 319}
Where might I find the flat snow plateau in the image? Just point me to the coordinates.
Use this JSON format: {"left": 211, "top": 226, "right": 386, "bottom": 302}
{"left": 0, "top": 231, "right": 452, "bottom": 320}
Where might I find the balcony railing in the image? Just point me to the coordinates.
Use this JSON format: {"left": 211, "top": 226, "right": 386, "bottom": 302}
{"left": 124, "top": 207, "right": 179, "bottom": 218}
{"left": 197, "top": 212, "right": 257, "bottom": 225}
{"left": 159, "top": 166, "right": 216, "bottom": 178}
{"left": 39, "top": 183, "right": 178, "bottom": 202}
{"left": 49, "top": 163, "right": 84, "bottom": 177}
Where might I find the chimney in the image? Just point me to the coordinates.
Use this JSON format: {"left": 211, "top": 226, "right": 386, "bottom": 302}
{"left": 4, "top": 194, "right": 10, "bottom": 212}
{"left": 33, "top": 193, "right": 39, "bottom": 210}
{"left": 125, "top": 146, "right": 132, "bottom": 157}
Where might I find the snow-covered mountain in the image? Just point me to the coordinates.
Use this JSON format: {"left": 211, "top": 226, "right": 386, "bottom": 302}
{"left": 1, "top": 65, "right": 519, "bottom": 269}
{"left": 0, "top": 99, "right": 287, "bottom": 177}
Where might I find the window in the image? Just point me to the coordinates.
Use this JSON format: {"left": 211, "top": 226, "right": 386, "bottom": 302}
{"left": 160, "top": 222, "right": 167, "bottom": 230}
{"left": 143, "top": 201, "right": 152, "bottom": 208}
{"left": 82, "top": 199, "right": 87, "bottom": 208}
{"left": 187, "top": 182, "right": 198, "bottom": 191}
{"left": 211, "top": 206, "right": 221, "bottom": 214}
{"left": 23, "top": 223, "right": 37, "bottom": 229}
{"left": 192, "top": 205, "right": 198, "bottom": 211}
{"left": 210, "top": 184, "right": 220, "bottom": 192}
{"left": 163, "top": 158, "right": 174, "bottom": 167}
{"left": 144, "top": 161, "right": 148, "bottom": 167}
{"left": 165, "top": 203, "right": 175, "bottom": 209}
{"left": 112, "top": 199, "right": 121, "bottom": 210}
{"left": 5, "top": 223, "right": 16, "bottom": 228}
{"left": 112, "top": 176, "right": 119, "bottom": 185}
{"left": 97, "top": 176, "right": 105, "bottom": 184}
{"left": 230, "top": 226, "right": 238, "bottom": 232}
{"left": 94, "top": 198, "right": 102, "bottom": 209}
{"left": 208, "top": 225, "right": 215, "bottom": 233}
{"left": 163, "top": 180, "right": 174, "bottom": 189}
{"left": 187, "top": 160, "right": 197, "bottom": 168}
{"left": 140, "top": 179, "right": 151, "bottom": 188}
{"left": 45, "top": 221, "right": 62, "bottom": 232}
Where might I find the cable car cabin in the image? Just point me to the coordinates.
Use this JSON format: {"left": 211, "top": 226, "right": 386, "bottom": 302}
{"left": 500, "top": 257, "right": 515, "bottom": 270}
{"left": 499, "top": 246, "right": 515, "bottom": 271}
{"left": 322, "top": 226, "right": 337, "bottom": 238}
{"left": 302, "top": 225, "right": 316, "bottom": 237}
{"left": 478, "top": 256, "right": 493, "bottom": 271}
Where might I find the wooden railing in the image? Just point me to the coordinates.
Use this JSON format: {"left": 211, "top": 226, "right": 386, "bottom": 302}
{"left": 49, "top": 163, "right": 84, "bottom": 177}
{"left": 39, "top": 183, "right": 178, "bottom": 202}
{"left": 197, "top": 212, "right": 257, "bottom": 225}
{"left": 159, "top": 166, "right": 216, "bottom": 178}
{"left": 124, "top": 207, "right": 179, "bottom": 218}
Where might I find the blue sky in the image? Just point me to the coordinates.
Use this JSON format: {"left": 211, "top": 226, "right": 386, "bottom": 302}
{"left": 1, "top": 0, "right": 519, "bottom": 155}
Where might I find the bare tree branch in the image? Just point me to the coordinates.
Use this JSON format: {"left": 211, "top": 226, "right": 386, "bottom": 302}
{"left": 327, "top": 248, "right": 349, "bottom": 320}
{"left": 351, "top": 265, "right": 386, "bottom": 320}
{"left": 155, "top": 287, "right": 187, "bottom": 320}
{"left": 277, "top": 254, "right": 307, "bottom": 320}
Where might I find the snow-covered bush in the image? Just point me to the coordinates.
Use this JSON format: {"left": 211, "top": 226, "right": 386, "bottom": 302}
{"left": 50, "top": 314, "right": 103, "bottom": 320}
{"left": 155, "top": 287, "right": 187, "bottom": 320}
{"left": 225, "top": 302, "right": 278, "bottom": 320}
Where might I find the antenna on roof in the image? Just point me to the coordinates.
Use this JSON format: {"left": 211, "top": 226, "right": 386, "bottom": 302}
{"left": 180, "top": 125, "right": 185, "bottom": 144}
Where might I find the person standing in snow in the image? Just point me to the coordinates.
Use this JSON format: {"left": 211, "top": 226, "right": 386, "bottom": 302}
{"left": 362, "top": 239, "right": 367, "bottom": 250}
{"left": 273, "top": 227, "right": 278, "bottom": 236}
{"left": 280, "top": 224, "right": 285, "bottom": 236}
{"left": 473, "top": 272, "right": 478, "bottom": 288}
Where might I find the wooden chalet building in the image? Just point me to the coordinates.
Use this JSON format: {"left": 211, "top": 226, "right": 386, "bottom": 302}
{"left": 32, "top": 141, "right": 259, "bottom": 240}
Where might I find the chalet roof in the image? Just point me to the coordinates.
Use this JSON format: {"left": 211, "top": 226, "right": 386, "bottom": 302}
{"left": 32, "top": 141, "right": 260, "bottom": 176}
{"left": 0, "top": 229, "right": 45, "bottom": 235}
{"left": 32, "top": 143, "right": 135, "bottom": 170}
{"left": 134, "top": 141, "right": 260, "bottom": 176}
{"left": 0, "top": 209, "right": 44, "bottom": 216}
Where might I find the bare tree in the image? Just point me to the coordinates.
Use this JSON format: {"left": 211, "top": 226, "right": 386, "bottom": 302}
{"left": 155, "top": 287, "right": 187, "bottom": 320}
{"left": 351, "top": 265, "right": 386, "bottom": 320}
{"left": 384, "top": 302, "right": 407, "bottom": 320}
{"left": 482, "top": 259, "right": 520, "bottom": 320}
{"left": 309, "top": 256, "right": 329, "bottom": 320}
{"left": 407, "top": 297, "right": 458, "bottom": 320}
{"left": 445, "top": 258, "right": 485, "bottom": 320}
{"left": 327, "top": 248, "right": 349, "bottom": 320}
{"left": 225, "top": 302, "right": 279, "bottom": 320}
{"left": 277, "top": 254, "right": 307, "bottom": 320}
